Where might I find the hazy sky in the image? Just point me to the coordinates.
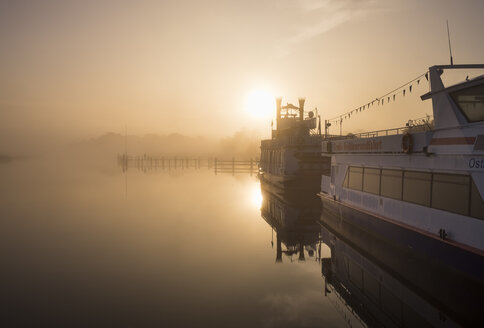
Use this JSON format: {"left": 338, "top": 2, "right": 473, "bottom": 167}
{"left": 1, "top": 0, "right": 484, "bottom": 152}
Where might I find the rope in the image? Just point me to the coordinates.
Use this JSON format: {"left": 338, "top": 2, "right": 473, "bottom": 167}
{"left": 327, "top": 71, "right": 429, "bottom": 124}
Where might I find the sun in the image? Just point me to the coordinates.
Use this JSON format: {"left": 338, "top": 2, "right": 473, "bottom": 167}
{"left": 246, "top": 88, "right": 275, "bottom": 119}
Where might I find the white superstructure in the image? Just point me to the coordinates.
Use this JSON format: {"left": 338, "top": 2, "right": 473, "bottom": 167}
{"left": 320, "top": 64, "right": 484, "bottom": 254}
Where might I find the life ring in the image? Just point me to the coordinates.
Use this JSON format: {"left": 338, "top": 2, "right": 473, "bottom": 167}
{"left": 401, "top": 133, "right": 413, "bottom": 154}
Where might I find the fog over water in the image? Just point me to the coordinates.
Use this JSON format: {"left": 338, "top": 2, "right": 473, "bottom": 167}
{"left": 0, "top": 158, "right": 346, "bottom": 327}
{"left": 2, "top": 0, "right": 484, "bottom": 156}
{"left": 2, "top": 1, "right": 484, "bottom": 326}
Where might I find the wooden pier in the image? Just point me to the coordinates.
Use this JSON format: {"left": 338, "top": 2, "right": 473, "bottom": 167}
{"left": 118, "top": 154, "right": 259, "bottom": 175}
{"left": 213, "top": 158, "right": 258, "bottom": 175}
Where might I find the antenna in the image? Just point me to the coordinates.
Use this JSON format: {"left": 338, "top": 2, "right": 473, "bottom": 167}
{"left": 124, "top": 125, "right": 128, "bottom": 200}
{"left": 446, "top": 20, "right": 454, "bottom": 66}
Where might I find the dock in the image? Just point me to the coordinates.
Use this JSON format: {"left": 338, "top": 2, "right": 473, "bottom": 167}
{"left": 117, "top": 154, "right": 259, "bottom": 175}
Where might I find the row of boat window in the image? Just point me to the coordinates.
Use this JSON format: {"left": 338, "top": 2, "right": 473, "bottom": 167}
{"left": 451, "top": 83, "right": 484, "bottom": 123}
{"left": 343, "top": 166, "right": 484, "bottom": 220}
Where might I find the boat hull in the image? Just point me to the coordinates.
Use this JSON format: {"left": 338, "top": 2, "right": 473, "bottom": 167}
{"left": 319, "top": 193, "right": 484, "bottom": 326}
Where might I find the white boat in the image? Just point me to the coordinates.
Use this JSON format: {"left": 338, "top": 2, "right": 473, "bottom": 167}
{"left": 319, "top": 64, "right": 484, "bottom": 275}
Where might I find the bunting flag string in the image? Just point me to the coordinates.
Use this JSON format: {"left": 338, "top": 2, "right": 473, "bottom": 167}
{"left": 326, "top": 71, "right": 429, "bottom": 126}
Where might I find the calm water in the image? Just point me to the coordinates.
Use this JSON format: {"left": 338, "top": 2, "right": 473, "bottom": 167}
{"left": 0, "top": 158, "right": 346, "bottom": 327}
{"left": 3, "top": 157, "right": 482, "bottom": 327}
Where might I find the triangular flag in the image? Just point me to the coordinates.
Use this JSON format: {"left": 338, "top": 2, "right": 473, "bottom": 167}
{"left": 410, "top": 85, "right": 413, "bottom": 92}
{"left": 387, "top": 96, "right": 390, "bottom": 102}
{"left": 425, "top": 73, "right": 429, "bottom": 81}
{"left": 417, "top": 79, "right": 420, "bottom": 85}
{"left": 393, "top": 94, "right": 396, "bottom": 101}
{"left": 403, "top": 89, "right": 406, "bottom": 96}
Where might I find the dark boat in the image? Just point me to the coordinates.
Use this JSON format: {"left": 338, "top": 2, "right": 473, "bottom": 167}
{"left": 259, "top": 97, "right": 330, "bottom": 190}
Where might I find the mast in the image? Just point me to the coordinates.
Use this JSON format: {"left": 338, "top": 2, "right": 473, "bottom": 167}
{"left": 446, "top": 20, "right": 454, "bottom": 66}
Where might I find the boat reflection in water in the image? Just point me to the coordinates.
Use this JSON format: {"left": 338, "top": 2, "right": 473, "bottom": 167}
{"left": 259, "top": 177, "right": 482, "bottom": 327}
{"left": 320, "top": 223, "right": 478, "bottom": 328}
{"left": 260, "top": 177, "right": 321, "bottom": 263}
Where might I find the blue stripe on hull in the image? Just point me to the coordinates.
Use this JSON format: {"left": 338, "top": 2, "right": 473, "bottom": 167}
{"left": 320, "top": 196, "right": 484, "bottom": 278}
{"left": 320, "top": 196, "right": 484, "bottom": 327}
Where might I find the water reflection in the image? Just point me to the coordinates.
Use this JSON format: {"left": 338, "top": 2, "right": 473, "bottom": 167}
{"left": 259, "top": 178, "right": 321, "bottom": 263}
{"left": 259, "top": 175, "right": 483, "bottom": 327}
{"left": 319, "top": 195, "right": 484, "bottom": 327}
{"left": 250, "top": 185, "right": 263, "bottom": 209}
{"left": 1, "top": 158, "right": 482, "bottom": 327}
{"left": 1, "top": 161, "right": 339, "bottom": 327}
{"left": 320, "top": 225, "right": 460, "bottom": 327}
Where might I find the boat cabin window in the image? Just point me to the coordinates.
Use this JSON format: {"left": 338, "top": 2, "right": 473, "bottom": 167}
{"left": 342, "top": 166, "right": 484, "bottom": 220}
{"left": 403, "top": 171, "right": 431, "bottom": 206}
{"left": 451, "top": 83, "right": 484, "bottom": 122}
{"left": 471, "top": 180, "right": 484, "bottom": 220}
{"left": 380, "top": 169, "right": 403, "bottom": 200}
{"left": 363, "top": 168, "right": 380, "bottom": 195}
{"left": 348, "top": 166, "right": 363, "bottom": 191}
{"left": 432, "top": 173, "right": 470, "bottom": 216}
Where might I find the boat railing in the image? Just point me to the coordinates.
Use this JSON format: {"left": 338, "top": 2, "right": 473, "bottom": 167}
{"left": 325, "top": 122, "right": 432, "bottom": 141}
{"left": 324, "top": 115, "right": 433, "bottom": 140}
{"left": 354, "top": 126, "right": 407, "bottom": 138}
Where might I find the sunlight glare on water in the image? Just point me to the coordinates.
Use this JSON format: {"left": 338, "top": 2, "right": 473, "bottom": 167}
{"left": 0, "top": 159, "right": 346, "bottom": 327}
{"left": 249, "top": 182, "right": 263, "bottom": 209}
